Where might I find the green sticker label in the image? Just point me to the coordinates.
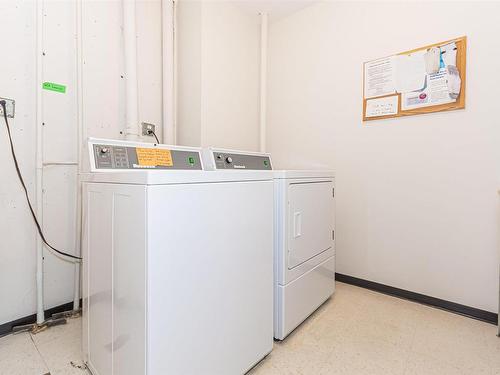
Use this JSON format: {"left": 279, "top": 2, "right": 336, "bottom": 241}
{"left": 42, "top": 82, "right": 66, "bottom": 93}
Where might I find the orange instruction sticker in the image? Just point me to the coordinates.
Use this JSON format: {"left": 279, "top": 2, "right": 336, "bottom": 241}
{"left": 136, "top": 148, "right": 173, "bottom": 167}
{"left": 155, "top": 149, "right": 174, "bottom": 166}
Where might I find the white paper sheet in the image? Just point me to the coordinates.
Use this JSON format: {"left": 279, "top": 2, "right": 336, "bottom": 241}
{"left": 440, "top": 42, "right": 457, "bottom": 66}
{"left": 364, "top": 57, "right": 396, "bottom": 99}
{"left": 394, "top": 51, "right": 427, "bottom": 93}
{"left": 401, "top": 68, "right": 455, "bottom": 110}
{"left": 365, "top": 95, "right": 399, "bottom": 118}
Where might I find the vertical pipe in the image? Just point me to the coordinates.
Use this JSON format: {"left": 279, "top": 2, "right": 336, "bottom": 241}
{"left": 73, "top": 0, "right": 84, "bottom": 312}
{"left": 172, "top": 0, "right": 178, "bottom": 145}
{"left": 259, "top": 12, "right": 268, "bottom": 153}
{"left": 35, "top": 0, "right": 45, "bottom": 325}
{"left": 162, "top": 0, "right": 175, "bottom": 144}
{"left": 123, "top": 0, "right": 140, "bottom": 140}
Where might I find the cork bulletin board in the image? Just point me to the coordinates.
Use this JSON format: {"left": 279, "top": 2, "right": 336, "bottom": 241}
{"left": 362, "top": 36, "right": 466, "bottom": 121}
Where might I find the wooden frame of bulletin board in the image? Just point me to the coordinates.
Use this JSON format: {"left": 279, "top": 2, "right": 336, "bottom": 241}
{"left": 362, "top": 36, "right": 466, "bottom": 121}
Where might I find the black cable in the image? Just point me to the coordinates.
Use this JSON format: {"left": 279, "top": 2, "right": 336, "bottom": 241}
{"left": 0, "top": 100, "right": 81, "bottom": 261}
{"left": 148, "top": 129, "right": 160, "bottom": 144}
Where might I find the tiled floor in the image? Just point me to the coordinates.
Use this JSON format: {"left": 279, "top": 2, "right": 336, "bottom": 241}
{"left": 1, "top": 282, "right": 498, "bottom": 375}
{"left": 0, "top": 314, "right": 85, "bottom": 375}
{"left": 250, "top": 283, "right": 500, "bottom": 375}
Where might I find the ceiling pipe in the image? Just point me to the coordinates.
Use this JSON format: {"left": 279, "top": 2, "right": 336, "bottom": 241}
{"left": 35, "top": 0, "right": 45, "bottom": 326}
{"left": 162, "top": 0, "right": 175, "bottom": 144}
{"left": 73, "top": 0, "right": 84, "bottom": 313}
{"left": 259, "top": 12, "right": 268, "bottom": 153}
{"left": 123, "top": 0, "right": 140, "bottom": 140}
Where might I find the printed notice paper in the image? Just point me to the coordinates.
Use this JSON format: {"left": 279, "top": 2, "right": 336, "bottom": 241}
{"left": 394, "top": 51, "right": 427, "bottom": 93}
{"left": 401, "top": 68, "right": 455, "bottom": 110}
{"left": 365, "top": 96, "right": 399, "bottom": 118}
{"left": 364, "top": 57, "right": 396, "bottom": 98}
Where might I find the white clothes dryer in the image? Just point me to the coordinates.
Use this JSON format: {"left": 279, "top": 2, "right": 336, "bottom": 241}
{"left": 202, "top": 148, "right": 335, "bottom": 340}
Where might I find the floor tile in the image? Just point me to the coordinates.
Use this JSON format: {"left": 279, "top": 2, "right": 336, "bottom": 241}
{"left": 29, "top": 317, "right": 86, "bottom": 375}
{"left": 405, "top": 351, "right": 491, "bottom": 375}
{"left": 479, "top": 323, "right": 500, "bottom": 373}
{"left": 318, "top": 335, "right": 410, "bottom": 375}
{"left": 410, "top": 305, "right": 493, "bottom": 374}
{"left": 0, "top": 332, "right": 48, "bottom": 375}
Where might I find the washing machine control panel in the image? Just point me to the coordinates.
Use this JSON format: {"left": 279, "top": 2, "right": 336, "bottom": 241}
{"left": 208, "top": 150, "right": 272, "bottom": 170}
{"left": 90, "top": 139, "right": 203, "bottom": 170}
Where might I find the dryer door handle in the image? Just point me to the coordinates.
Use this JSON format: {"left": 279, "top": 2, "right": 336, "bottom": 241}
{"left": 293, "top": 212, "right": 302, "bottom": 238}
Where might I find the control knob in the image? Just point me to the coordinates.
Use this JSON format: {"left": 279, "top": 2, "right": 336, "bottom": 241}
{"left": 225, "top": 156, "right": 233, "bottom": 164}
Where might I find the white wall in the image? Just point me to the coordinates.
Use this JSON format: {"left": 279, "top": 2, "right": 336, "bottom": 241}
{"left": 82, "top": 0, "right": 163, "bottom": 152}
{"left": 267, "top": 1, "right": 500, "bottom": 312}
{"left": 176, "top": 0, "right": 202, "bottom": 146}
{"left": 0, "top": 1, "right": 38, "bottom": 325}
{"left": 41, "top": 0, "right": 79, "bottom": 311}
{"left": 0, "top": 0, "right": 163, "bottom": 326}
{"left": 176, "top": 0, "right": 261, "bottom": 151}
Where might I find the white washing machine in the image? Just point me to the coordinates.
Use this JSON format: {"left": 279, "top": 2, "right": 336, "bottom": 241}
{"left": 82, "top": 138, "right": 274, "bottom": 375}
{"left": 203, "top": 148, "right": 335, "bottom": 340}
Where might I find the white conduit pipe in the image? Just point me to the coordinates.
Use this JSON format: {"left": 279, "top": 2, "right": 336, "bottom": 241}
{"left": 162, "top": 0, "right": 175, "bottom": 144}
{"left": 73, "top": 0, "right": 84, "bottom": 312}
{"left": 35, "top": 0, "right": 45, "bottom": 325}
{"left": 123, "top": 0, "right": 140, "bottom": 140}
{"left": 259, "top": 12, "right": 268, "bottom": 153}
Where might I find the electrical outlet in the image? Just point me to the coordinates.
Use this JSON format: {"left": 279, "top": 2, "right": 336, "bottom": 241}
{"left": 0, "top": 97, "right": 15, "bottom": 118}
{"left": 142, "top": 122, "right": 156, "bottom": 136}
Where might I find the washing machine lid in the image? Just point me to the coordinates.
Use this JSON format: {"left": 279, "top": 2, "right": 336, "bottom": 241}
{"left": 273, "top": 170, "right": 335, "bottom": 179}
{"left": 81, "top": 170, "right": 274, "bottom": 184}
{"left": 287, "top": 180, "right": 334, "bottom": 269}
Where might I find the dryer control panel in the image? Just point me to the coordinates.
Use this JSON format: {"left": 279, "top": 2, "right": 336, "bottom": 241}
{"left": 203, "top": 148, "right": 272, "bottom": 170}
{"left": 89, "top": 138, "right": 203, "bottom": 171}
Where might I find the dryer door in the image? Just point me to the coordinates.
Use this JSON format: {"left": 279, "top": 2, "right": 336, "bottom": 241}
{"left": 288, "top": 181, "right": 333, "bottom": 269}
